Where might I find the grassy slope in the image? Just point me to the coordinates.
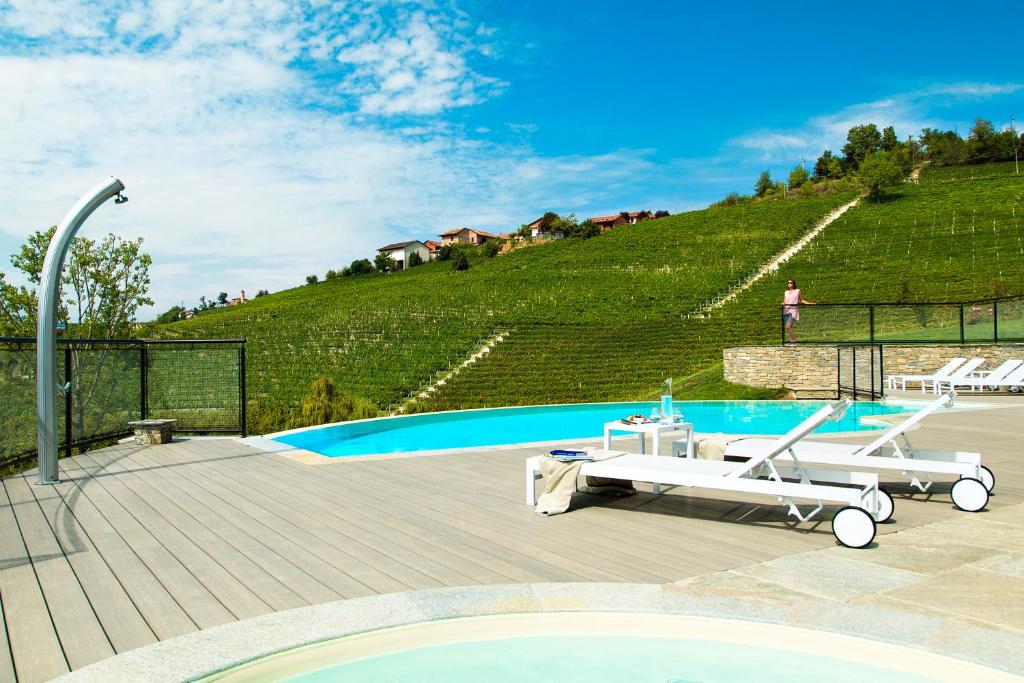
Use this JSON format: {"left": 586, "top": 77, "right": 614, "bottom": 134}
{"left": 155, "top": 193, "right": 852, "bottom": 416}
{"left": 428, "top": 162, "right": 1023, "bottom": 408}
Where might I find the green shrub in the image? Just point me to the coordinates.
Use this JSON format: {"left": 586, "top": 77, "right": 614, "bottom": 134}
{"left": 286, "top": 376, "right": 378, "bottom": 430}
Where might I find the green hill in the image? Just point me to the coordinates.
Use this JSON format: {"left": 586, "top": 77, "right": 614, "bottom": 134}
{"left": 157, "top": 161, "right": 1023, "bottom": 430}
{"left": 156, "top": 193, "right": 853, "bottom": 425}
{"left": 424, "top": 162, "right": 1024, "bottom": 409}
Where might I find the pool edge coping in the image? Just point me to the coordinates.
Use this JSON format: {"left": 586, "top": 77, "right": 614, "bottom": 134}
{"left": 54, "top": 581, "right": 1024, "bottom": 682}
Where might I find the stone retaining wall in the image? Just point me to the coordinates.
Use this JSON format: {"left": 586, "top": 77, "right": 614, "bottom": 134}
{"left": 724, "top": 344, "right": 1024, "bottom": 397}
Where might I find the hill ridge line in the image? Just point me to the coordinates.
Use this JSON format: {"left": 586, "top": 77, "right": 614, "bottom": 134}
{"left": 391, "top": 329, "right": 510, "bottom": 414}
{"left": 686, "top": 196, "right": 861, "bottom": 318}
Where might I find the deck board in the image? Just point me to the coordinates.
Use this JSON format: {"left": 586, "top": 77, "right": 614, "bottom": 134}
{"left": 2, "top": 394, "right": 1023, "bottom": 682}
{"left": 3, "top": 475, "right": 114, "bottom": 671}
{"left": 0, "top": 480, "right": 68, "bottom": 682}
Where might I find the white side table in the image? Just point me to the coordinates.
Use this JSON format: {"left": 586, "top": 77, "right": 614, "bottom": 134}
{"left": 603, "top": 420, "right": 694, "bottom": 494}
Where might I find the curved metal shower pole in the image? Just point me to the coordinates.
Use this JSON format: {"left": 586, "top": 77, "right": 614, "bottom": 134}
{"left": 37, "top": 176, "right": 126, "bottom": 484}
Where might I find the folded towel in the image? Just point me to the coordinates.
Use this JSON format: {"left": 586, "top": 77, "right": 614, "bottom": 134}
{"left": 695, "top": 433, "right": 729, "bottom": 461}
{"left": 535, "top": 448, "right": 633, "bottom": 515}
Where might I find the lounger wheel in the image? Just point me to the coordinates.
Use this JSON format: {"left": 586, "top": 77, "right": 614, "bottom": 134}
{"left": 832, "top": 506, "right": 876, "bottom": 549}
{"left": 960, "top": 465, "right": 995, "bottom": 493}
{"left": 951, "top": 477, "right": 988, "bottom": 512}
{"left": 861, "top": 487, "right": 894, "bottom": 523}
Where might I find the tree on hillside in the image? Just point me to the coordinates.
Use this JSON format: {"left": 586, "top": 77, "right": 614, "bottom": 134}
{"left": 374, "top": 252, "right": 397, "bottom": 273}
{"left": 305, "top": 274, "right": 318, "bottom": 285}
{"left": 217, "top": 291, "right": 229, "bottom": 305}
{"left": 345, "top": 258, "right": 374, "bottom": 276}
{"left": 451, "top": 251, "right": 470, "bottom": 271}
{"left": 858, "top": 155, "right": 904, "bottom": 201}
{"left": 788, "top": 164, "right": 809, "bottom": 189}
{"left": 754, "top": 170, "right": 774, "bottom": 197}
{"left": 920, "top": 127, "right": 967, "bottom": 165}
{"left": 881, "top": 126, "right": 899, "bottom": 152}
{"left": 325, "top": 269, "right": 341, "bottom": 280}
{"left": 255, "top": 289, "right": 270, "bottom": 297}
{"left": 842, "top": 124, "right": 883, "bottom": 168}
{"left": 155, "top": 305, "right": 185, "bottom": 324}
{"left": 813, "top": 150, "right": 843, "bottom": 180}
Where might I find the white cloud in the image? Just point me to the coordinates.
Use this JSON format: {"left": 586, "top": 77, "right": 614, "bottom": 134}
{"left": 0, "top": 1, "right": 651, "bottom": 316}
{"left": 727, "top": 81, "right": 1024, "bottom": 163}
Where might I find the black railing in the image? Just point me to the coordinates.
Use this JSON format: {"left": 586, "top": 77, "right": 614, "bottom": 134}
{"left": 781, "top": 294, "right": 1024, "bottom": 345}
{"left": 836, "top": 345, "right": 884, "bottom": 400}
{"left": 0, "top": 337, "right": 246, "bottom": 472}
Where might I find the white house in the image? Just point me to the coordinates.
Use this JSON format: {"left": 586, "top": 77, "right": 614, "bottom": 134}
{"left": 377, "top": 240, "right": 431, "bottom": 270}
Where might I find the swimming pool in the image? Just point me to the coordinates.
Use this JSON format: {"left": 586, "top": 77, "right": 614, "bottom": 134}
{"left": 271, "top": 400, "right": 920, "bottom": 458}
{"left": 201, "top": 613, "right": 1014, "bottom": 683}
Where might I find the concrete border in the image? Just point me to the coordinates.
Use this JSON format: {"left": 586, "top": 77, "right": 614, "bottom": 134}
{"left": 56, "top": 582, "right": 1024, "bottom": 682}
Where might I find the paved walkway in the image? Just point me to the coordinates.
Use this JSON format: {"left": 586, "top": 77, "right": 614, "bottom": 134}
{"left": 2, "top": 395, "right": 1022, "bottom": 680}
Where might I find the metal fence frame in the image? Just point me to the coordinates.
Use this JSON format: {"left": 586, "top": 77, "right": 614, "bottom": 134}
{"left": 836, "top": 344, "right": 884, "bottom": 400}
{"left": 1, "top": 337, "right": 246, "bottom": 466}
{"left": 781, "top": 293, "right": 1024, "bottom": 345}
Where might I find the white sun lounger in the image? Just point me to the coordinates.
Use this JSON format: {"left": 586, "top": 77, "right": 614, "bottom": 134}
{"left": 526, "top": 401, "right": 883, "bottom": 548}
{"left": 1000, "top": 363, "right": 1024, "bottom": 392}
{"left": 925, "top": 358, "right": 985, "bottom": 393}
{"left": 935, "top": 359, "right": 1023, "bottom": 393}
{"left": 725, "top": 392, "right": 991, "bottom": 513}
{"left": 887, "top": 357, "right": 965, "bottom": 392}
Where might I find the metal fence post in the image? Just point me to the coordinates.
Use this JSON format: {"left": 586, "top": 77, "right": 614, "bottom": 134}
{"left": 780, "top": 307, "right": 785, "bottom": 345}
{"left": 140, "top": 343, "right": 148, "bottom": 420}
{"left": 993, "top": 300, "right": 999, "bottom": 342}
{"left": 836, "top": 347, "right": 841, "bottom": 400}
{"left": 852, "top": 346, "right": 857, "bottom": 401}
{"left": 239, "top": 344, "right": 247, "bottom": 437}
{"left": 64, "top": 347, "right": 72, "bottom": 459}
{"left": 868, "top": 305, "right": 875, "bottom": 344}
{"left": 959, "top": 306, "right": 965, "bottom": 344}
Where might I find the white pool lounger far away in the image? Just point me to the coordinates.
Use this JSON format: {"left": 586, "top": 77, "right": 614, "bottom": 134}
{"left": 725, "top": 392, "right": 992, "bottom": 513}
{"left": 526, "top": 401, "right": 885, "bottom": 549}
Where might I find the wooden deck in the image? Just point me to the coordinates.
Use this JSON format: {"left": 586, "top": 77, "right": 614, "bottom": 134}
{"left": 2, "top": 397, "right": 1023, "bottom": 681}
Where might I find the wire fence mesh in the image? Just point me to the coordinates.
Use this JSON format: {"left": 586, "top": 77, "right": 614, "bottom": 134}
{"left": 0, "top": 337, "right": 245, "bottom": 473}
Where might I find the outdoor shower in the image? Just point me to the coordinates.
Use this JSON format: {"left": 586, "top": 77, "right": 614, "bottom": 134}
{"left": 36, "top": 177, "right": 127, "bottom": 484}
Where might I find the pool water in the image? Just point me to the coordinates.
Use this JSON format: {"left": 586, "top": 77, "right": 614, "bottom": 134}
{"left": 272, "top": 400, "right": 917, "bottom": 458}
{"left": 284, "top": 634, "right": 940, "bottom": 683}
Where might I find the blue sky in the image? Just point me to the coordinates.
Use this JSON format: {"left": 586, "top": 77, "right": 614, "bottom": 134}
{"left": 0, "top": 0, "right": 1020, "bottom": 317}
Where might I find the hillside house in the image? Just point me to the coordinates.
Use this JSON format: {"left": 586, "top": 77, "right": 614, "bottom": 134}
{"left": 424, "top": 240, "right": 441, "bottom": 259}
{"left": 438, "top": 228, "right": 498, "bottom": 245}
{"left": 591, "top": 210, "right": 663, "bottom": 231}
{"left": 377, "top": 240, "right": 431, "bottom": 270}
{"left": 591, "top": 213, "right": 631, "bottom": 231}
{"left": 523, "top": 216, "right": 567, "bottom": 239}
{"left": 228, "top": 290, "right": 247, "bottom": 306}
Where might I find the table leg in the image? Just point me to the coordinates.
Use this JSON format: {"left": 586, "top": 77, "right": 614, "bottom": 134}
{"left": 646, "top": 432, "right": 661, "bottom": 494}
{"left": 638, "top": 434, "right": 645, "bottom": 454}
{"left": 604, "top": 427, "right": 612, "bottom": 451}
{"left": 687, "top": 427, "right": 694, "bottom": 458}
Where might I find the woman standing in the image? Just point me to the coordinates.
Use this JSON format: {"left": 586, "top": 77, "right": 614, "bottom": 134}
{"left": 783, "top": 278, "right": 814, "bottom": 343}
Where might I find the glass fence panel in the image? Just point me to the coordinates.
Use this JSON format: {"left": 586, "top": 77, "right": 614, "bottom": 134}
{"left": 786, "top": 306, "right": 871, "bottom": 343}
{"left": 962, "top": 303, "right": 997, "bottom": 341}
{"left": 872, "top": 304, "right": 963, "bottom": 343}
{"left": 996, "top": 297, "right": 1024, "bottom": 341}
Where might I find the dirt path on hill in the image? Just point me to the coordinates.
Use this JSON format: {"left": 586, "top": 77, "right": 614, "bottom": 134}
{"left": 688, "top": 196, "right": 861, "bottom": 317}
{"left": 392, "top": 330, "right": 509, "bottom": 414}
